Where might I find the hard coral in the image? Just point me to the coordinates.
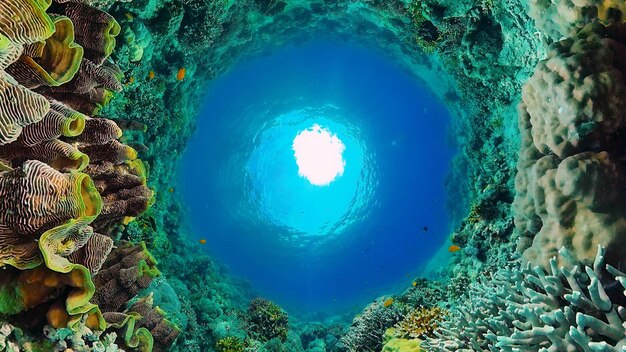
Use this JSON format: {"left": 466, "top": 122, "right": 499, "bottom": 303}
{"left": 216, "top": 336, "right": 246, "bottom": 352}
{"left": 91, "top": 241, "right": 160, "bottom": 313}
{"left": 0, "top": 160, "right": 101, "bottom": 269}
{"left": 515, "top": 23, "right": 626, "bottom": 270}
{"left": 426, "top": 245, "right": 626, "bottom": 351}
{"left": 394, "top": 307, "right": 447, "bottom": 339}
{"left": 246, "top": 298, "right": 289, "bottom": 343}
{"left": 528, "top": 0, "right": 626, "bottom": 40}
{"left": 6, "top": 15, "right": 84, "bottom": 88}
{"left": 340, "top": 298, "right": 404, "bottom": 352}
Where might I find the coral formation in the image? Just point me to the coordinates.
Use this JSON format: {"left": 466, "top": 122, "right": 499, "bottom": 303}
{"left": 394, "top": 307, "right": 447, "bottom": 339}
{"left": 91, "top": 241, "right": 160, "bottom": 313}
{"left": 215, "top": 336, "right": 246, "bottom": 352}
{"left": 246, "top": 298, "right": 290, "bottom": 343}
{"left": 340, "top": 298, "right": 405, "bottom": 352}
{"left": 514, "top": 23, "right": 626, "bottom": 270}
{"left": 0, "top": 0, "right": 174, "bottom": 350}
{"left": 426, "top": 246, "right": 626, "bottom": 351}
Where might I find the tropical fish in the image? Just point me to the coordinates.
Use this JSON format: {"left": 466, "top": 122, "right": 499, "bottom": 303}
{"left": 148, "top": 70, "right": 155, "bottom": 80}
{"left": 383, "top": 298, "right": 394, "bottom": 307}
{"left": 168, "top": 187, "right": 174, "bottom": 193}
{"left": 199, "top": 239, "right": 207, "bottom": 244}
{"left": 412, "top": 281, "right": 417, "bottom": 287}
{"left": 124, "top": 12, "right": 133, "bottom": 20}
{"left": 177, "top": 67, "right": 186, "bottom": 81}
{"left": 448, "top": 245, "right": 461, "bottom": 253}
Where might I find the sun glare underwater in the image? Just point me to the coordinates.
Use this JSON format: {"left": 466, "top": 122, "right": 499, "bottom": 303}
{"left": 178, "top": 41, "right": 457, "bottom": 315}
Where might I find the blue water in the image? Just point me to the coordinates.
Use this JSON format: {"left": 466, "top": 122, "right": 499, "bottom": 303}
{"left": 177, "top": 41, "right": 456, "bottom": 316}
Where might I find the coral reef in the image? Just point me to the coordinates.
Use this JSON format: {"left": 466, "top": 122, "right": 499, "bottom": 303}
{"left": 394, "top": 307, "right": 447, "bottom": 339}
{"left": 514, "top": 23, "right": 626, "bottom": 270}
{"left": 340, "top": 298, "right": 404, "bottom": 352}
{"left": 246, "top": 298, "right": 290, "bottom": 343}
{"left": 0, "top": 0, "right": 176, "bottom": 350}
{"left": 4, "top": 0, "right": 625, "bottom": 350}
{"left": 426, "top": 246, "right": 626, "bottom": 351}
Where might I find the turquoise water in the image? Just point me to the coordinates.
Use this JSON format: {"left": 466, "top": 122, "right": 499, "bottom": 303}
{"left": 178, "top": 41, "right": 456, "bottom": 315}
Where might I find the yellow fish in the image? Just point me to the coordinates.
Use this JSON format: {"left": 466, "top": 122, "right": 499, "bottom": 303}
{"left": 199, "top": 239, "right": 207, "bottom": 245}
{"left": 168, "top": 187, "right": 174, "bottom": 193}
{"left": 148, "top": 70, "right": 155, "bottom": 80}
{"left": 412, "top": 281, "right": 417, "bottom": 287}
{"left": 383, "top": 298, "right": 394, "bottom": 307}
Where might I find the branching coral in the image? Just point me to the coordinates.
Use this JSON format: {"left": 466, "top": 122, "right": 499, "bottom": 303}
{"left": 394, "top": 307, "right": 447, "bottom": 339}
{"left": 340, "top": 298, "right": 405, "bottom": 352}
{"left": 246, "top": 298, "right": 289, "bottom": 343}
{"left": 426, "top": 246, "right": 626, "bottom": 351}
{"left": 215, "top": 336, "right": 246, "bottom": 352}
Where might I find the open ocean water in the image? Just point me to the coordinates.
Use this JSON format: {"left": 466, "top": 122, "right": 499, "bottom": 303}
{"left": 178, "top": 41, "right": 456, "bottom": 317}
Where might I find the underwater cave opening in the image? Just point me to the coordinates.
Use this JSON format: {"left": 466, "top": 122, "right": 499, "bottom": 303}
{"left": 177, "top": 40, "right": 457, "bottom": 318}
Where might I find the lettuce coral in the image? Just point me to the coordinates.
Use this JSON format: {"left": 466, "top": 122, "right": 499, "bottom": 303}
{"left": 0, "top": 0, "right": 173, "bottom": 349}
{"left": 91, "top": 241, "right": 160, "bottom": 313}
{"left": 6, "top": 15, "right": 84, "bottom": 88}
{"left": 0, "top": 160, "right": 101, "bottom": 269}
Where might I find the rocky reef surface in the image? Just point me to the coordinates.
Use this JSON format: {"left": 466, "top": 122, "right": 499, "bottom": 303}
{"left": 1, "top": 0, "right": 626, "bottom": 351}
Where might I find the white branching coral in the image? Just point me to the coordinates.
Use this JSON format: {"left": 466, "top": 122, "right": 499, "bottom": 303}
{"left": 425, "top": 246, "right": 626, "bottom": 351}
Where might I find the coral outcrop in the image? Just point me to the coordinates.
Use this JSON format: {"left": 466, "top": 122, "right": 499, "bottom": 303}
{"left": 426, "top": 246, "right": 626, "bottom": 351}
{"left": 92, "top": 241, "right": 160, "bottom": 313}
{"left": 0, "top": 0, "right": 174, "bottom": 350}
{"left": 394, "top": 307, "right": 447, "bottom": 339}
{"left": 514, "top": 23, "right": 626, "bottom": 270}
{"left": 246, "top": 298, "right": 290, "bottom": 343}
{"left": 527, "top": 0, "right": 626, "bottom": 40}
{"left": 340, "top": 298, "right": 405, "bottom": 352}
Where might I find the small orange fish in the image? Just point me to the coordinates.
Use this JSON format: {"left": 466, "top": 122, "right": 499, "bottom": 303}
{"left": 448, "top": 245, "right": 461, "bottom": 253}
{"left": 383, "top": 298, "right": 394, "bottom": 307}
{"left": 168, "top": 187, "right": 174, "bottom": 193}
{"left": 177, "top": 67, "right": 186, "bottom": 81}
{"left": 127, "top": 76, "right": 135, "bottom": 84}
{"left": 148, "top": 70, "right": 155, "bottom": 80}
{"left": 199, "top": 239, "right": 206, "bottom": 244}
{"left": 412, "top": 281, "right": 417, "bottom": 287}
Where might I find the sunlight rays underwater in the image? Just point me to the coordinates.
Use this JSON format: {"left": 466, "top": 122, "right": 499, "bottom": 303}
{"left": 177, "top": 41, "right": 456, "bottom": 314}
